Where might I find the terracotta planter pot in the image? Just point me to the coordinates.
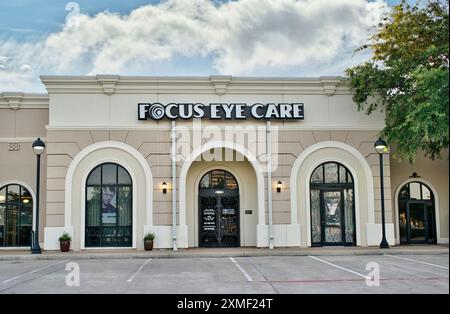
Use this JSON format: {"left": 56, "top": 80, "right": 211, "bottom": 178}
{"left": 60, "top": 241, "right": 71, "bottom": 252}
{"left": 144, "top": 240, "right": 154, "bottom": 251}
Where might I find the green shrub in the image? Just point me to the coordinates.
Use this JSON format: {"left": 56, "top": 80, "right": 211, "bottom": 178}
{"left": 144, "top": 232, "right": 155, "bottom": 241}
{"left": 59, "top": 232, "right": 72, "bottom": 242}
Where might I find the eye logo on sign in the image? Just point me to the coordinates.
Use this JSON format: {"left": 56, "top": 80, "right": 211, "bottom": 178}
{"left": 149, "top": 104, "right": 165, "bottom": 120}
{"left": 138, "top": 103, "right": 304, "bottom": 120}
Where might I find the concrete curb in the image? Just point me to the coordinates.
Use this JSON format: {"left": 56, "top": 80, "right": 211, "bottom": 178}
{"left": 1, "top": 247, "right": 448, "bottom": 261}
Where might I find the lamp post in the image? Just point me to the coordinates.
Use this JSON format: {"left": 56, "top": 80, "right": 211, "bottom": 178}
{"left": 31, "top": 137, "right": 45, "bottom": 254}
{"left": 374, "top": 137, "right": 389, "bottom": 249}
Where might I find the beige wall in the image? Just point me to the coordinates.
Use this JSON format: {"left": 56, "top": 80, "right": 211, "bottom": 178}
{"left": 0, "top": 107, "right": 48, "bottom": 242}
{"left": 45, "top": 129, "right": 173, "bottom": 230}
{"left": 2, "top": 76, "right": 447, "bottom": 249}
{"left": 43, "top": 122, "right": 394, "bottom": 248}
{"left": 390, "top": 151, "right": 449, "bottom": 243}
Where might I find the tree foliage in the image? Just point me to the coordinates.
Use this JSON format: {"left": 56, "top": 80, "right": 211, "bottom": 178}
{"left": 346, "top": 0, "right": 449, "bottom": 162}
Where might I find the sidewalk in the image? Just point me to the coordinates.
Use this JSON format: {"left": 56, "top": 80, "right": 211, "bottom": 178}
{"left": 0, "top": 245, "right": 448, "bottom": 261}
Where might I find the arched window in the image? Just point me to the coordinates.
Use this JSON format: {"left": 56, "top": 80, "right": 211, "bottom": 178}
{"left": 398, "top": 181, "right": 436, "bottom": 244}
{"left": 310, "top": 162, "right": 356, "bottom": 246}
{"left": 85, "top": 163, "right": 132, "bottom": 247}
{"left": 0, "top": 184, "right": 33, "bottom": 247}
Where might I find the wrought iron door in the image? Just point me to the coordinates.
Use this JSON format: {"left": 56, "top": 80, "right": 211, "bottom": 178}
{"left": 310, "top": 162, "right": 356, "bottom": 247}
{"left": 199, "top": 195, "right": 239, "bottom": 247}
{"left": 198, "top": 170, "right": 240, "bottom": 247}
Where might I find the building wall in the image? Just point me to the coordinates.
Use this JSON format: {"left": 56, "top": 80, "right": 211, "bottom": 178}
{"left": 390, "top": 151, "right": 449, "bottom": 244}
{"left": 0, "top": 95, "right": 49, "bottom": 245}
{"left": 2, "top": 76, "right": 447, "bottom": 250}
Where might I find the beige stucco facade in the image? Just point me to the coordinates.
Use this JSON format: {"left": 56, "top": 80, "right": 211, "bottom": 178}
{"left": 0, "top": 75, "right": 448, "bottom": 251}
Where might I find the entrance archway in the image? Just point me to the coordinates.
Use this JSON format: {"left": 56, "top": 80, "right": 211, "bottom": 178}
{"left": 198, "top": 170, "right": 240, "bottom": 247}
{"left": 180, "top": 141, "right": 265, "bottom": 248}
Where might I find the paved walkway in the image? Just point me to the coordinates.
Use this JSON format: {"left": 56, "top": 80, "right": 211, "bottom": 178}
{"left": 1, "top": 245, "right": 448, "bottom": 260}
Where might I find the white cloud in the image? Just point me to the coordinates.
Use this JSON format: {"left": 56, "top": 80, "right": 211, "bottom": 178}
{"left": 0, "top": 0, "right": 389, "bottom": 92}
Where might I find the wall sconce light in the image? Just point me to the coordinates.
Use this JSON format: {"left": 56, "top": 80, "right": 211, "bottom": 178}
{"left": 276, "top": 181, "right": 283, "bottom": 193}
{"left": 162, "top": 182, "right": 167, "bottom": 194}
{"left": 410, "top": 172, "right": 420, "bottom": 178}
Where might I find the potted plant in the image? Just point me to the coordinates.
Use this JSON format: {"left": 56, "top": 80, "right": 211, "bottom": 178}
{"left": 144, "top": 232, "right": 155, "bottom": 251}
{"left": 59, "top": 232, "right": 71, "bottom": 252}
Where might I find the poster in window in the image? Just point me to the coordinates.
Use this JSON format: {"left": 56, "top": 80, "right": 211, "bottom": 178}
{"left": 102, "top": 187, "right": 117, "bottom": 224}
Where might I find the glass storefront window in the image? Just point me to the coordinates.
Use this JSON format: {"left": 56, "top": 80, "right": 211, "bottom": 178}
{"left": 85, "top": 163, "right": 132, "bottom": 247}
{"left": 398, "top": 181, "right": 436, "bottom": 244}
{"left": 0, "top": 184, "right": 33, "bottom": 247}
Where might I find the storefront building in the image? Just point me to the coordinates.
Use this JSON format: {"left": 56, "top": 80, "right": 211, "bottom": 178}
{"left": 0, "top": 75, "right": 448, "bottom": 251}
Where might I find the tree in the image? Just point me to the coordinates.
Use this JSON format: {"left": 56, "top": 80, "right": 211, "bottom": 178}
{"left": 346, "top": 0, "right": 449, "bottom": 162}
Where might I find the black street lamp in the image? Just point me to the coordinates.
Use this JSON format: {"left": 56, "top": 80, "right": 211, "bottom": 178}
{"left": 374, "top": 137, "right": 389, "bottom": 249}
{"left": 31, "top": 137, "right": 45, "bottom": 254}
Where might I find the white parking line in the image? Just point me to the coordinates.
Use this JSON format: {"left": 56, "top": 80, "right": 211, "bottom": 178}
{"left": 127, "top": 258, "right": 152, "bottom": 283}
{"left": 385, "top": 254, "right": 449, "bottom": 270}
{"left": 229, "top": 257, "right": 253, "bottom": 282}
{"left": 309, "top": 256, "right": 369, "bottom": 279}
{"left": 1, "top": 261, "right": 65, "bottom": 284}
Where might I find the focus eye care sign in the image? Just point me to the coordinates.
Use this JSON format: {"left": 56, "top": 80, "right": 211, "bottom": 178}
{"left": 138, "top": 103, "right": 304, "bottom": 120}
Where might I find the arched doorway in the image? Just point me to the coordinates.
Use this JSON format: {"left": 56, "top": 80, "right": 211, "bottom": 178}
{"left": 398, "top": 181, "right": 436, "bottom": 244}
{"left": 310, "top": 162, "right": 356, "bottom": 246}
{"left": 198, "top": 169, "right": 240, "bottom": 247}
{"left": 85, "top": 163, "right": 132, "bottom": 247}
{"left": 0, "top": 184, "right": 33, "bottom": 247}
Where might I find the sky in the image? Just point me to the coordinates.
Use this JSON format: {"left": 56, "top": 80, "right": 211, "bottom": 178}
{"left": 0, "top": 0, "right": 418, "bottom": 92}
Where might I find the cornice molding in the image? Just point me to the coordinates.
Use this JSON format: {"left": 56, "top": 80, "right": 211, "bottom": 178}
{"left": 45, "top": 124, "right": 383, "bottom": 131}
{"left": 39, "top": 75, "right": 352, "bottom": 95}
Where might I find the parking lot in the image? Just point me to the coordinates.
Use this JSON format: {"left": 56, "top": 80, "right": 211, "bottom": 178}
{"left": 0, "top": 254, "right": 448, "bottom": 294}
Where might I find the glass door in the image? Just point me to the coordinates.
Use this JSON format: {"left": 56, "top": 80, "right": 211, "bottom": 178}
{"left": 310, "top": 162, "right": 356, "bottom": 247}
{"left": 322, "top": 190, "right": 343, "bottom": 245}
{"left": 406, "top": 201, "right": 434, "bottom": 244}
{"left": 199, "top": 195, "right": 239, "bottom": 247}
{"left": 219, "top": 196, "right": 239, "bottom": 246}
{"left": 198, "top": 170, "right": 240, "bottom": 248}
{"left": 199, "top": 196, "right": 219, "bottom": 247}
{"left": 425, "top": 203, "right": 436, "bottom": 244}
